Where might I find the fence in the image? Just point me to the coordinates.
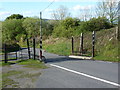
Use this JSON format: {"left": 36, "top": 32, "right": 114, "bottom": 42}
{"left": 72, "top": 32, "right": 93, "bottom": 57}
{"left": 72, "top": 27, "right": 117, "bottom": 58}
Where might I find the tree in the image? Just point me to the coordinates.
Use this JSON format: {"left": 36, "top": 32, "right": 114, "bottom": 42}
{"left": 51, "top": 5, "right": 71, "bottom": 20}
{"left": 22, "top": 17, "right": 53, "bottom": 39}
{"left": 96, "top": 0, "right": 118, "bottom": 25}
{"left": 96, "top": 1, "right": 107, "bottom": 17}
{"left": 106, "top": 0, "right": 118, "bottom": 25}
{"left": 6, "top": 14, "right": 23, "bottom": 20}
{"left": 2, "top": 19, "right": 25, "bottom": 44}
{"left": 79, "top": 7, "right": 92, "bottom": 21}
{"left": 22, "top": 17, "right": 40, "bottom": 38}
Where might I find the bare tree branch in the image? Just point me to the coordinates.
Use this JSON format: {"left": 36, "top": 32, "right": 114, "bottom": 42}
{"left": 96, "top": 0, "right": 118, "bottom": 25}
{"left": 51, "top": 5, "right": 71, "bottom": 20}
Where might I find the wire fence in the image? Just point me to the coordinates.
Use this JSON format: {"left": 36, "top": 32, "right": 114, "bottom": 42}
{"left": 72, "top": 27, "right": 118, "bottom": 58}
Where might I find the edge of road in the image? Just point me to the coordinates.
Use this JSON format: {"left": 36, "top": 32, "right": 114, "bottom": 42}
{"left": 68, "top": 55, "right": 118, "bottom": 64}
{"left": 69, "top": 55, "right": 92, "bottom": 59}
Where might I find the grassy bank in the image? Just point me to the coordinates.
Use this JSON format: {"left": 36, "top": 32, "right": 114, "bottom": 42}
{"left": 42, "top": 27, "right": 119, "bottom": 62}
{"left": 43, "top": 37, "right": 71, "bottom": 56}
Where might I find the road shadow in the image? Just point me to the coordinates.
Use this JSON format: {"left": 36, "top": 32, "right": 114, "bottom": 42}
{"left": 45, "top": 56, "right": 94, "bottom": 63}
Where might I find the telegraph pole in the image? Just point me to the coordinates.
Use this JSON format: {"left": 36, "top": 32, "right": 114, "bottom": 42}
{"left": 40, "top": 12, "right": 42, "bottom": 60}
{"left": 92, "top": 31, "right": 95, "bottom": 57}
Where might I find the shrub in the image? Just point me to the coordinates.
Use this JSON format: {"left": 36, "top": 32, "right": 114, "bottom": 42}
{"left": 52, "top": 17, "right": 81, "bottom": 38}
{"left": 2, "top": 43, "right": 21, "bottom": 52}
{"left": 80, "top": 17, "right": 111, "bottom": 32}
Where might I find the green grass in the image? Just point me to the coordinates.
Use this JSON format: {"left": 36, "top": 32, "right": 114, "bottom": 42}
{"left": 0, "top": 61, "right": 16, "bottom": 67}
{"left": 93, "top": 40, "right": 118, "bottom": 62}
{"left": 2, "top": 62, "right": 15, "bottom": 66}
{"left": 0, "top": 53, "right": 4, "bottom": 55}
{"left": 43, "top": 37, "right": 71, "bottom": 56}
{"left": 2, "top": 70, "right": 23, "bottom": 88}
{"left": 0, "top": 62, "right": 2, "bottom": 67}
{"left": 17, "top": 59, "right": 47, "bottom": 69}
{"left": 1, "top": 59, "right": 47, "bottom": 69}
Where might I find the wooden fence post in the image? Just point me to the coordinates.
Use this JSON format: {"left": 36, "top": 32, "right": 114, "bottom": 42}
{"left": 4, "top": 44, "right": 8, "bottom": 63}
{"left": 27, "top": 38, "right": 31, "bottom": 59}
{"left": 116, "top": 26, "right": 118, "bottom": 40}
{"left": 33, "top": 38, "right": 36, "bottom": 60}
{"left": 80, "top": 33, "right": 83, "bottom": 55}
{"left": 72, "top": 36, "right": 74, "bottom": 54}
{"left": 16, "top": 51, "right": 17, "bottom": 60}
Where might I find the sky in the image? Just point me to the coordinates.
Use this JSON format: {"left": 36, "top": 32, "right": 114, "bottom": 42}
{"left": 0, "top": 0, "right": 106, "bottom": 21}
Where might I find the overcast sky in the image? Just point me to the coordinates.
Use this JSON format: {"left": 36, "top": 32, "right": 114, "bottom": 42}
{"left": 0, "top": 0, "right": 118, "bottom": 21}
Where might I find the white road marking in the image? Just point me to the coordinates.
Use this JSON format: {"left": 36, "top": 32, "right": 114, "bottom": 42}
{"left": 50, "top": 64, "right": 120, "bottom": 87}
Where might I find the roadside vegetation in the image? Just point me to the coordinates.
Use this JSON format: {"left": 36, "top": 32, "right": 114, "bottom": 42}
{"left": 1, "top": 59, "right": 47, "bottom": 68}
{"left": 17, "top": 59, "right": 47, "bottom": 69}
{"left": 1, "top": 0, "right": 119, "bottom": 62}
{"left": 42, "top": 27, "right": 118, "bottom": 62}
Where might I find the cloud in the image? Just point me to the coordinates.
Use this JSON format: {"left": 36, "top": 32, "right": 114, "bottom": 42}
{"left": 0, "top": 11, "right": 11, "bottom": 21}
{"left": 1, "top": 0, "right": 119, "bottom": 2}
{"left": 73, "top": 5, "right": 84, "bottom": 11}
{"left": 44, "top": 8, "right": 53, "bottom": 12}
{"left": 23, "top": 11, "right": 34, "bottom": 15}
{"left": 1, "top": 0, "right": 100, "bottom": 2}
{"left": 0, "top": 11, "right": 11, "bottom": 16}
{"left": 72, "top": 4, "right": 95, "bottom": 11}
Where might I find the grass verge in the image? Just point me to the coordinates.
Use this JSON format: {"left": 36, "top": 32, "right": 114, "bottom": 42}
{"left": 2, "top": 59, "right": 47, "bottom": 88}
{"left": 1, "top": 59, "right": 47, "bottom": 69}
{"left": 17, "top": 59, "right": 47, "bottom": 69}
{"left": 2, "top": 70, "right": 23, "bottom": 88}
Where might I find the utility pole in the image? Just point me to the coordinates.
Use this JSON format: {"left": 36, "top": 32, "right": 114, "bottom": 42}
{"left": 40, "top": 12, "right": 42, "bottom": 60}
{"left": 92, "top": 31, "right": 95, "bottom": 58}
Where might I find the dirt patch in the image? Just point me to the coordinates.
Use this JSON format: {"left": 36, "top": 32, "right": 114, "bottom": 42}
{"left": 2, "top": 64, "right": 42, "bottom": 88}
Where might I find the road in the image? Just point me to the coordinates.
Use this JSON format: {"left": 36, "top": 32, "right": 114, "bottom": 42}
{"left": 14, "top": 48, "right": 120, "bottom": 88}
{"left": 29, "top": 48, "right": 118, "bottom": 88}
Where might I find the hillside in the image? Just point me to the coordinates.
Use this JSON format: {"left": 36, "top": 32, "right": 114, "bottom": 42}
{"left": 43, "top": 27, "right": 119, "bottom": 62}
